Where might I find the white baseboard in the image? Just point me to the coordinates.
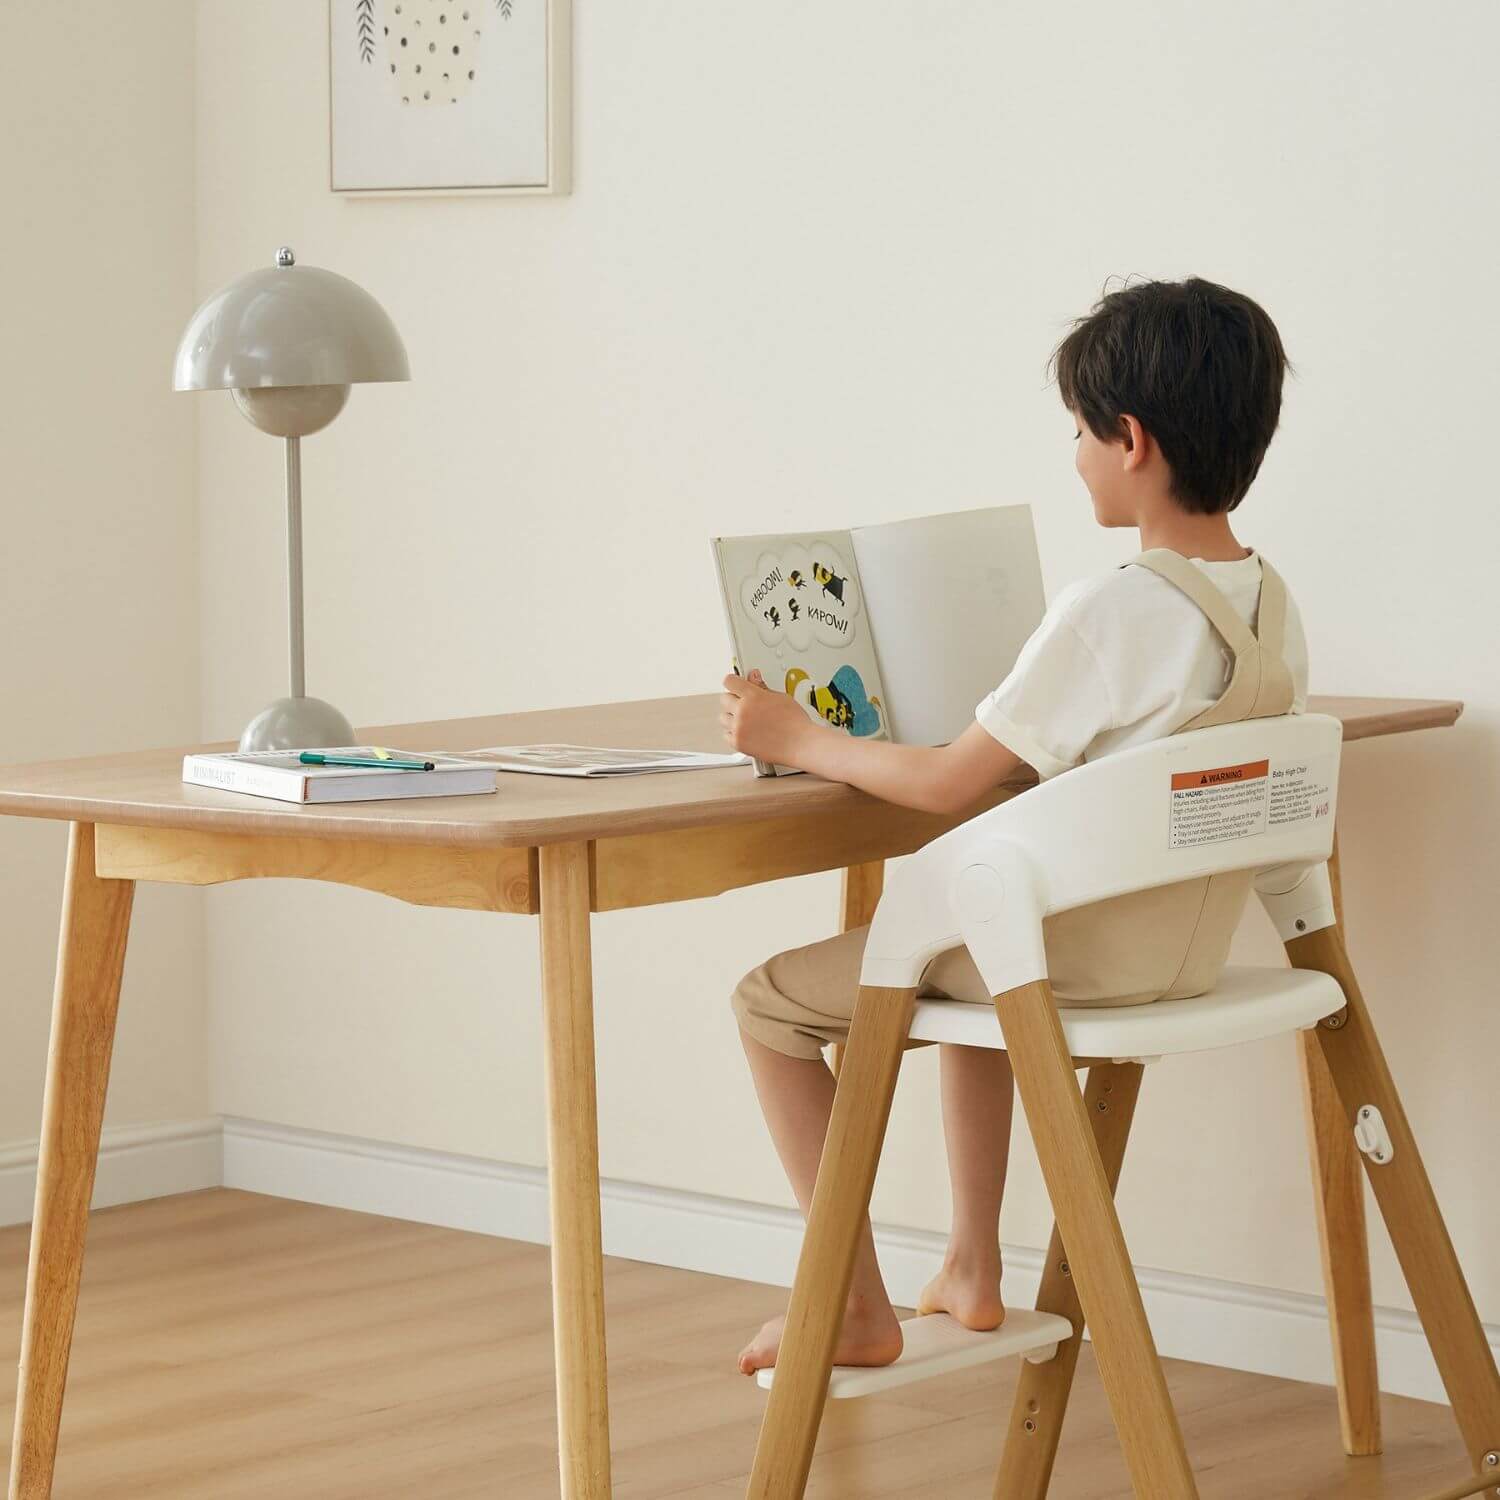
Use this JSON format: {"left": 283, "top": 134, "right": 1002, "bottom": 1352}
{"left": 220, "top": 1114, "right": 1499, "bottom": 1407}
{"left": 4, "top": 1110, "right": 1491, "bottom": 1409}
{"left": 5, "top": 1104, "right": 1488, "bottom": 1404}
{"left": 0, "top": 1116, "right": 221, "bottom": 1228}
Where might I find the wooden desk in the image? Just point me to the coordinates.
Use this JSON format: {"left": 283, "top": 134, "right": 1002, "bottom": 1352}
{"left": 0, "top": 693, "right": 1463, "bottom": 1499}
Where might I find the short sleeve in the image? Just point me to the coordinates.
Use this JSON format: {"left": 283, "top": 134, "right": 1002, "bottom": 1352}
{"left": 974, "top": 604, "right": 1115, "bottom": 780}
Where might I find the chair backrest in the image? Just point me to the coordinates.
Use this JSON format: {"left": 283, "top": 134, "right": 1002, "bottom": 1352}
{"left": 861, "top": 712, "right": 1343, "bottom": 996}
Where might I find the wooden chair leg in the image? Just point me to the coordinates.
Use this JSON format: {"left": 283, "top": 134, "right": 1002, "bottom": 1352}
{"left": 1289, "top": 921, "right": 1500, "bottom": 1476}
{"left": 746, "top": 982, "right": 917, "bottom": 1500}
{"left": 537, "top": 841, "right": 612, "bottom": 1500}
{"left": 993, "top": 1061, "right": 1145, "bottom": 1500}
{"left": 995, "top": 981, "right": 1198, "bottom": 1500}
{"left": 9, "top": 823, "right": 134, "bottom": 1500}
{"left": 1298, "top": 831, "right": 1382, "bottom": 1455}
{"left": 1299, "top": 1029, "right": 1382, "bottom": 1454}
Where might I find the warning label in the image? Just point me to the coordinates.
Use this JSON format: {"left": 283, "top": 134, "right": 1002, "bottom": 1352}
{"left": 1170, "top": 759, "right": 1270, "bottom": 848}
{"left": 1169, "top": 759, "right": 1269, "bottom": 793}
{"left": 1169, "top": 756, "right": 1335, "bottom": 848}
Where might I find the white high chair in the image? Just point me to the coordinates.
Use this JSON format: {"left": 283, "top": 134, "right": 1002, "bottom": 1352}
{"left": 747, "top": 713, "right": 1500, "bottom": 1499}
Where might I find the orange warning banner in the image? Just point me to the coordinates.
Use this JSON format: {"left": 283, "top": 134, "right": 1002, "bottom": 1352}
{"left": 1170, "top": 759, "right": 1269, "bottom": 792}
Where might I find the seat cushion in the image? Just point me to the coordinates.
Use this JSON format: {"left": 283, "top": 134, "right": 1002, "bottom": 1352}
{"left": 906, "top": 965, "right": 1346, "bottom": 1059}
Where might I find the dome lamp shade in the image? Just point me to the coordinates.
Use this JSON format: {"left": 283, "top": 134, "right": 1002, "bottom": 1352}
{"left": 173, "top": 247, "right": 410, "bottom": 393}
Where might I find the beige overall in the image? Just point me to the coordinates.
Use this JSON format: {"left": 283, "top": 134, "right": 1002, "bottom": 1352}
{"left": 731, "top": 550, "right": 1297, "bottom": 1060}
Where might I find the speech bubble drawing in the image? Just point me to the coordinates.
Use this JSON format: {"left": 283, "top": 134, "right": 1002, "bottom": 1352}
{"left": 739, "top": 541, "right": 861, "bottom": 654}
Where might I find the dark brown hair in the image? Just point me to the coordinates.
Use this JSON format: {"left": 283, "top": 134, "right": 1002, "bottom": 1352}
{"left": 1049, "top": 276, "right": 1294, "bottom": 514}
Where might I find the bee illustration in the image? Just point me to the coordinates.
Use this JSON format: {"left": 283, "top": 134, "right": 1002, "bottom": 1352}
{"left": 763, "top": 604, "right": 782, "bottom": 629}
{"left": 785, "top": 668, "right": 853, "bottom": 728}
{"left": 811, "top": 561, "right": 846, "bottom": 605}
{"left": 784, "top": 666, "right": 884, "bottom": 738}
{"left": 787, "top": 570, "right": 806, "bottom": 590}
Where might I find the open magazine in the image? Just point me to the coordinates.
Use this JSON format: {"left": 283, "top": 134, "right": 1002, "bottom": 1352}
{"left": 450, "top": 745, "right": 750, "bottom": 778}
{"left": 712, "top": 506, "right": 1046, "bottom": 775}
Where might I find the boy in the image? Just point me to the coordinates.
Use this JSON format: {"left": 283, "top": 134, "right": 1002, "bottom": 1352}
{"left": 719, "top": 276, "right": 1308, "bottom": 1376}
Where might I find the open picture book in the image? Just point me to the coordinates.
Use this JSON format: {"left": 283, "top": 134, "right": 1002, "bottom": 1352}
{"left": 712, "top": 506, "right": 1047, "bottom": 775}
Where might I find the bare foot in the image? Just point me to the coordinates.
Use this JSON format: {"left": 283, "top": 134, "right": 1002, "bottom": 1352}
{"left": 916, "top": 1260, "right": 1006, "bottom": 1331}
{"left": 737, "top": 1297, "right": 904, "bottom": 1375}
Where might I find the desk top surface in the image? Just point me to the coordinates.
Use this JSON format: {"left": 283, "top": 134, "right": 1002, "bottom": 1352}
{"left": 0, "top": 694, "right": 1463, "bottom": 849}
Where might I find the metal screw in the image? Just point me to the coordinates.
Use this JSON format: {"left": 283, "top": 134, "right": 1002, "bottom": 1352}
{"left": 1294, "top": 918, "right": 1307, "bottom": 931}
{"left": 1321, "top": 1010, "right": 1347, "bottom": 1030}
{"left": 1485, "top": 1449, "right": 1500, "bottom": 1467}
{"left": 1096, "top": 1100, "right": 1109, "bottom": 1113}
{"left": 1059, "top": 1260, "right": 1071, "bottom": 1278}
{"left": 1023, "top": 1418, "right": 1037, "bottom": 1434}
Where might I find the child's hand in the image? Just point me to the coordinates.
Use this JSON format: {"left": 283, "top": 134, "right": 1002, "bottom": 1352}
{"left": 721, "top": 670, "right": 810, "bottom": 764}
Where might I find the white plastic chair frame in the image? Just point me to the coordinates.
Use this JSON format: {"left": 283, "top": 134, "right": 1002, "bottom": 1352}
{"left": 747, "top": 714, "right": 1500, "bottom": 1500}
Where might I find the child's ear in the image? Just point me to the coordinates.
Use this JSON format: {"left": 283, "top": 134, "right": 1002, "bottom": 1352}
{"left": 1118, "top": 414, "right": 1150, "bottom": 468}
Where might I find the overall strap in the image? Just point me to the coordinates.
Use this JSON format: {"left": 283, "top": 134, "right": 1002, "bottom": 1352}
{"left": 1247, "top": 556, "right": 1295, "bottom": 716}
{"left": 1128, "top": 549, "right": 1259, "bottom": 657}
{"left": 1125, "top": 549, "right": 1294, "bottom": 728}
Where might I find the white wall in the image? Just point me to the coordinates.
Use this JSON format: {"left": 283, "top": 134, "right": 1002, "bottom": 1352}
{"left": 0, "top": 4, "right": 207, "bottom": 1144}
{"left": 192, "top": 0, "right": 1500, "bottom": 1328}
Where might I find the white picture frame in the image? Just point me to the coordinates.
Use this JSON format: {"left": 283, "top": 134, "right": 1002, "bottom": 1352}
{"left": 329, "top": 0, "right": 571, "bottom": 197}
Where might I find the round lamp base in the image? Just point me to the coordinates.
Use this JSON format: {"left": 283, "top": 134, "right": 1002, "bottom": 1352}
{"left": 239, "top": 696, "right": 357, "bottom": 753}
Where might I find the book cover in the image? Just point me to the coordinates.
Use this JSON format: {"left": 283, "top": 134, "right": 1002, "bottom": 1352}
{"left": 713, "top": 531, "right": 891, "bottom": 775}
{"left": 182, "top": 747, "right": 496, "bottom": 804}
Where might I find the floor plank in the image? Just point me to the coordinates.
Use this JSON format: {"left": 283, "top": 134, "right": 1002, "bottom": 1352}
{"left": 0, "top": 1189, "right": 1481, "bottom": 1498}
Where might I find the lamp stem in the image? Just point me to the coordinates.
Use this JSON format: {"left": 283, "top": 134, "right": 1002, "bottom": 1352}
{"left": 284, "top": 435, "right": 306, "bottom": 701}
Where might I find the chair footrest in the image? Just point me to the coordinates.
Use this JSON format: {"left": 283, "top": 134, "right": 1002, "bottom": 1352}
{"left": 755, "top": 1308, "right": 1075, "bottom": 1399}
{"left": 1415, "top": 1472, "right": 1500, "bottom": 1500}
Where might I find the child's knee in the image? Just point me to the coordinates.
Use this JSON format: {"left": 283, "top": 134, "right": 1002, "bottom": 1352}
{"left": 729, "top": 959, "right": 784, "bottom": 1042}
{"left": 730, "top": 959, "right": 828, "bottom": 1061}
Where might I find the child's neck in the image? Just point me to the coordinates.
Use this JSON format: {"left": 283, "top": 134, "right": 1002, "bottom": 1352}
{"left": 1137, "top": 506, "right": 1249, "bottom": 563}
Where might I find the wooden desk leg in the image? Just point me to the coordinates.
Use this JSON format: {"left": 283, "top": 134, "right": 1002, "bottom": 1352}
{"left": 9, "top": 824, "right": 134, "bottom": 1500}
{"left": 829, "top": 862, "right": 884, "bottom": 1079}
{"left": 1297, "top": 835, "right": 1381, "bottom": 1455}
{"left": 537, "top": 841, "right": 612, "bottom": 1500}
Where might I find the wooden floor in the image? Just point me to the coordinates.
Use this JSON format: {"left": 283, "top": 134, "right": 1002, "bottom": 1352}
{"left": 0, "top": 1189, "right": 1479, "bottom": 1498}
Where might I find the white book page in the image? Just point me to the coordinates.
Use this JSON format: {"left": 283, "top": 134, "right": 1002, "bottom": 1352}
{"left": 851, "top": 506, "right": 1046, "bottom": 746}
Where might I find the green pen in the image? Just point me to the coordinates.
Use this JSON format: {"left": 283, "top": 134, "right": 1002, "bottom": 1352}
{"left": 298, "top": 752, "right": 435, "bottom": 771}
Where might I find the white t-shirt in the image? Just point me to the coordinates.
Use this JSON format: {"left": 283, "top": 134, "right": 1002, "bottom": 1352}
{"left": 975, "top": 553, "right": 1309, "bottom": 781}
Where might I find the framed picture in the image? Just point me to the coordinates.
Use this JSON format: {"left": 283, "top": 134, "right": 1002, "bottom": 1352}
{"left": 329, "top": 0, "right": 570, "bottom": 196}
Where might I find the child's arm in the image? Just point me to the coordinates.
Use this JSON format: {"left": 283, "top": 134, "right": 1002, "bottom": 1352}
{"left": 720, "top": 672, "right": 1026, "bottom": 815}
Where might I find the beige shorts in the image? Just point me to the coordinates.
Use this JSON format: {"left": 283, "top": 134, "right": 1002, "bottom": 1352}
{"left": 731, "top": 872, "right": 1253, "bottom": 1060}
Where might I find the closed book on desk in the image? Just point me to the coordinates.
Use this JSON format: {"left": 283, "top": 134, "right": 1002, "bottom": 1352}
{"left": 181, "top": 747, "right": 498, "bottom": 804}
{"left": 712, "top": 506, "right": 1046, "bottom": 775}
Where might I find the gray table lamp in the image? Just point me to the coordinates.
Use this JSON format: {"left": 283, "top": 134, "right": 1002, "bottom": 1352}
{"left": 173, "top": 247, "right": 410, "bottom": 752}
